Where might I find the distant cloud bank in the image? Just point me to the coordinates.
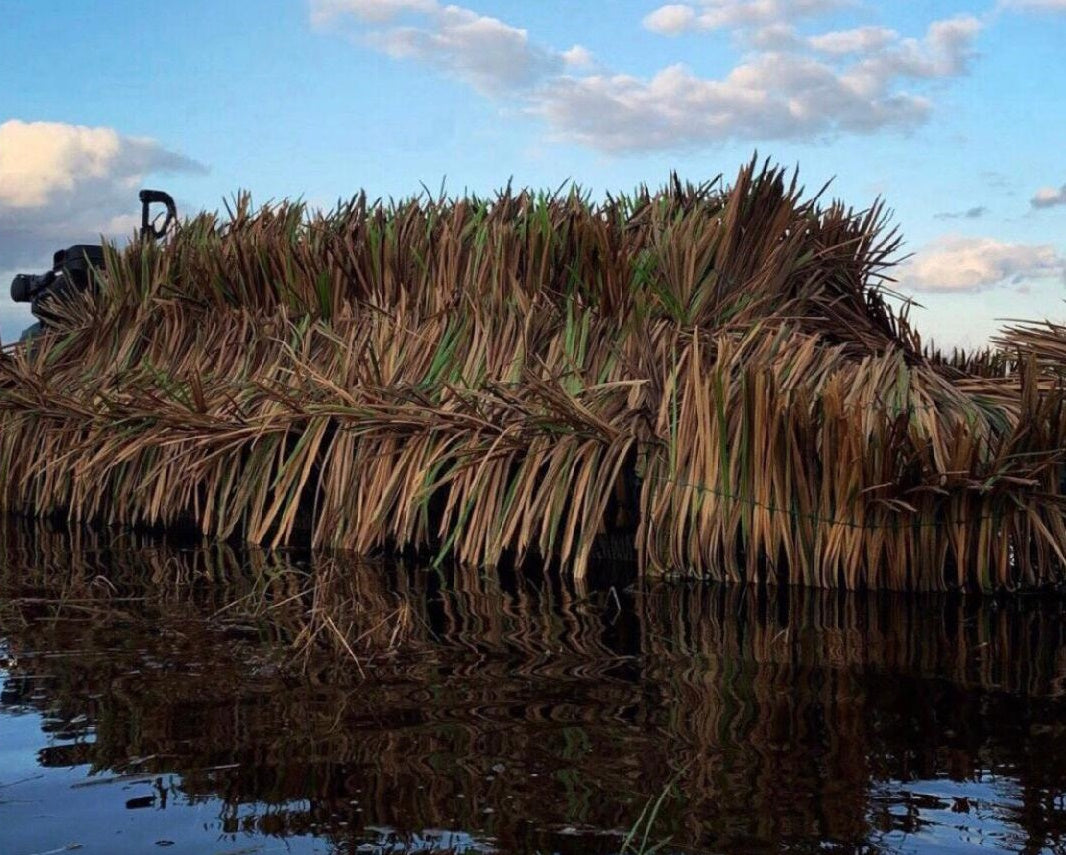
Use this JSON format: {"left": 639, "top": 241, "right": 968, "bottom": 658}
{"left": 901, "top": 235, "right": 1066, "bottom": 292}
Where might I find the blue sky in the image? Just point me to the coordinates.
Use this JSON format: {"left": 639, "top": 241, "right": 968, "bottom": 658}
{"left": 1, "top": 0, "right": 1064, "bottom": 346}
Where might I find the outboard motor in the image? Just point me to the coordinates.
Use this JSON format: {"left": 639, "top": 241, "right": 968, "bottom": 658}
{"left": 9, "top": 190, "right": 177, "bottom": 338}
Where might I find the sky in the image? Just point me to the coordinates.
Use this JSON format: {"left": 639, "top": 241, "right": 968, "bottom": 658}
{"left": 1, "top": 0, "right": 1064, "bottom": 346}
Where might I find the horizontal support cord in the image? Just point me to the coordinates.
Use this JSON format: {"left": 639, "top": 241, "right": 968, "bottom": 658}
{"left": 648, "top": 472, "right": 1052, "bottom": 531}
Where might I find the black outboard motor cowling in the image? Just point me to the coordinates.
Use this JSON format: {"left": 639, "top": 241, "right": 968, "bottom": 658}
{"left": 10, "top": 244, "right": 107, "bottom": 330}
{"left": 8, "top": 190, "right": 176, "bottom": 337}
{"left": 10, "top": 244, "right": 105, "bottom": 300}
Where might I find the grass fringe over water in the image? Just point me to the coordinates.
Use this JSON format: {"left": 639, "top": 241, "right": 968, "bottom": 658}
{"left": 1, "top": 157, "right": 1065, "bottom": 590}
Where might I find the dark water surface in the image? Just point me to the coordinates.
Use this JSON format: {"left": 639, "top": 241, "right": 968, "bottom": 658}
{"left": 3, "top": 526, "right": 1066, "bottom": 854}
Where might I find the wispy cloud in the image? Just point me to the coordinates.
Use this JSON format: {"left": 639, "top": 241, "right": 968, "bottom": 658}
{"left": 369, "top": 7, "right": 560, "bottom": 95}
{"left": 808, "top": 26, "right": 898, "bottom": 55}
{"left": 901, "top": 235, "right": 1066, "bottom": 292}
{"left": 999, "top": 0, "right": 1066, "bottom": 11}
{"left": 311, "top": 0, "right": 560, "bottom": 95}
{"left": 1031, "top": 184, "right": 1066, "bottom": 209}
{"left": 642, "top": 0, "right": 850, "bottom": 35}
{"left": 310, "top": 0, "right": 438, "bottom": 26}
{"left": 0, "top": 119, "right": 205, "bottom": 270}
{"left": 312, "top": 1, "right": 984, "bottom": 153}
{"left": 934, "top": 205, "right": 988, "bottom": 220}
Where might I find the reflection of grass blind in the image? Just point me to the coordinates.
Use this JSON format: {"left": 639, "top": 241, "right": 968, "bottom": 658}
{"left": 4, "top": 523, "right": 1066, "bottom": 855}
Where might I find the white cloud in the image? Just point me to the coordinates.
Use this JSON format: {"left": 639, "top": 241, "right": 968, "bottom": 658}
{"left": 370, "top": 5, "right": 560, "bottom": 94}
{"left": 746, "top": 23, "right": 802, "bottom": 50}
{"left": 643, "top": 4, "right": 699, "bottom": 35}
{"left": 0, "top": 120, "right": 199, "bottom": 209}
{"left": 562, "top": 45, "right": 594, "bottom": 69}
{"left": 530, "top": 58, "right": 932, "bottom": 152}
{"left": 643, "top": 0, "right": 849, "bottom": 34}
{"left": 1032, "top": 184, "right": 1066, "bottom": 209}
{"left": 313, "top": 3, "right": 983, "bottom": 153}
{"left": 0, "top": 119, "right": 204, "bottom": 271}
{"left": 849, "top": 16, "right": 981, "bottom": 82}
{"left": 311, "top": 0, "right": 562, "bottom": 94}
{"left": 310, "top": 0, "right": 437, "bottom": 26}
{"left": 532, "top": 17, "right": 979, "bottom": 152}
{"left": 901, "top": 236, "right": 1066, "bottom": 293}
{"left": 809, "top": 26, "right": 898, "bottom": 55}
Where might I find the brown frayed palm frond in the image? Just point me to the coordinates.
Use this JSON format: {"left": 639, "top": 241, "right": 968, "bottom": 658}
{"left": 1, "top": 158, "right": 1064, "bottom": 590}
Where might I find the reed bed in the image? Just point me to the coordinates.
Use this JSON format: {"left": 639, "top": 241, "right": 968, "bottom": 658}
{"left": 1, "top": 158, "right": 1064, "bottom": 590}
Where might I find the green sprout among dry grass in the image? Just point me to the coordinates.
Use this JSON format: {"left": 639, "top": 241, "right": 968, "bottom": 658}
{"left": 1, "top": 157, "right": 1064, "bottom": 591}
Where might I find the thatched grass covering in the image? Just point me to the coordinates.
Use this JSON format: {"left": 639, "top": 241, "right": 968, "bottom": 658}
{"left": 1, "top": 158, "right": 1064, "bottom": 589}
